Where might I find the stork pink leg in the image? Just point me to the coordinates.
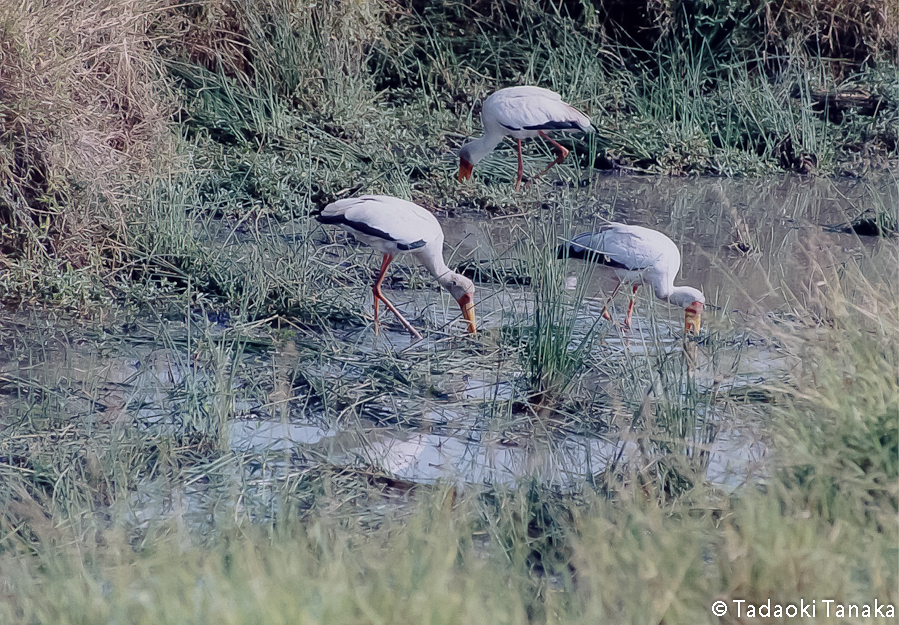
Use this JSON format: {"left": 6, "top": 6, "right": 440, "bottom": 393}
{"left": 623, "top": 285, "right": 639, "bottom": 328}
{"left": 371, "top": 253, "right": 391, "bottom": 334}
{"left": 371, "top": 253, "right": 423, "bottom": 340}
{"left": 598, "top": 282, "right": 623, "bottom": 323}
{"left": 531, "top": 131, "right": 570, "bottom": 181}
{"left": 515, "top": 138, "right": 524, "bottom": 191}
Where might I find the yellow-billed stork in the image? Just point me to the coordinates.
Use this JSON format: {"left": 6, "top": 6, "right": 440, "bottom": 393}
{"left": 317, "top": 195, "right": 476, "bottom": 339}
{"left": 458, "top": 86, "right": 593, "bottom": 190}
{"left": 559, "top": 223, "right": 705, "bottom": 334}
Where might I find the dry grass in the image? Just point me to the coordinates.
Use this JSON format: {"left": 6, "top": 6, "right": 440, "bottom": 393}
{"left": 760, "top": 0, "right": 898, "bottom": 69}
{"left": 600, "top": 0, "right": 896, "bottom": 68}
{"left": 0, "top": 0, "right": 176, "bottom": 266}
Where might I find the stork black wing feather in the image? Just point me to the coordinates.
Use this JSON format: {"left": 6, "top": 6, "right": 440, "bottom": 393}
{"left": 557, "top": 244, "right": 632, "bottom": 270}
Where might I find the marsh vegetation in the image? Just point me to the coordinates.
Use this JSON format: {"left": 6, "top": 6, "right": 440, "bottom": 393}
{"left": 0, "top": 1, "right": 897, "bottom": 623}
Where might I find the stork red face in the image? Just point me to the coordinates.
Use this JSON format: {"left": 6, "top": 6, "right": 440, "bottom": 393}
{"left": 684, "top": 301, "right": 703, "bottom": 335}
{"left": 458, "top": 157, "right": 474, "bottom": 182}
{"left": 456, "top": 292, "right": 476, "bottom": 334}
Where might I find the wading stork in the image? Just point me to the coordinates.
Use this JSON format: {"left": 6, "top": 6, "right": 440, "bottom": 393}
{"left": 559, "top": 223, "right": 705, "bottom": 334}
{"left": 458, "top": 86, "right": 593, "bottom": 190}
{"left": 317, "top": 195, "right": 476, "bottom": 339}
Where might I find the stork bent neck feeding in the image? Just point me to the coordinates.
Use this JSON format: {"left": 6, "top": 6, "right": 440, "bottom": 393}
{"left": 458, "top": 86, "right": 593, "bottom": 190}
{"left": 559, "top": 223, "right": 705, "bottom": 334}
{"left": 317, "top": 195, "right": 476, "bottom": 339}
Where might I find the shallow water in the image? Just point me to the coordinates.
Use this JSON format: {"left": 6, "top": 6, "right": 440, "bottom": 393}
{"left": 1, "top": 175, "right": 894, "bottom": 519}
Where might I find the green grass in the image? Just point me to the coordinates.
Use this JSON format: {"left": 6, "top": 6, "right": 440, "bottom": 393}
{"left": 510, "top": 214, "right": 606, "bottom": 409}
{"left": 2, "top": 0, "right": 897, "bottom": 309}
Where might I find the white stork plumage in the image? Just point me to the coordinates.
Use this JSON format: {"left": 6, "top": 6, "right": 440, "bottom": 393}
{"left": 317, "top": 195, "right": 476, "bottom": 339}
{"left": 458, "top": 86, "right": 593, "bottom": 190}
{"left": 559, "top": 223, "right": 705, "bottom": 334}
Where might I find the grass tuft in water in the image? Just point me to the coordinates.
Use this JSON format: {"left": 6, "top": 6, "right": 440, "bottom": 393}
{"left": 503, "top": 217, "right": 605, "bottom": 413}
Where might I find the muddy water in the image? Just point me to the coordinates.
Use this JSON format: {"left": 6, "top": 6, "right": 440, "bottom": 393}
{"left": 1, "top": 176, "right": 895, "bottom": 508}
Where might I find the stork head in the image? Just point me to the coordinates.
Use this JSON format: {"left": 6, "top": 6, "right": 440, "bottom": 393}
{"left": 668, "top": 287, "right": 705, "bottom": 335}
{"left": 442, "top": 273, "right": 476, "bottom": 334}
{"left": 458, "top": 144, "right": 475, "bottom": 181}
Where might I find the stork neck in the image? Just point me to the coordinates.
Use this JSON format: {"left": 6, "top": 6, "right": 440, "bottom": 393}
{"left": 462, "top": 131, "right": 505, "bottom": 166}
{"left": 435, "top": 271, "right": 465, "bottom": 294}
{"left": 414, "top": 245, "right": 451, "bottom": 281}
{"left": 421, "top": 256, "right": 467, "bottom": 296}
{"left": 652, "top": 279, "right": 675, "bottom": 302}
